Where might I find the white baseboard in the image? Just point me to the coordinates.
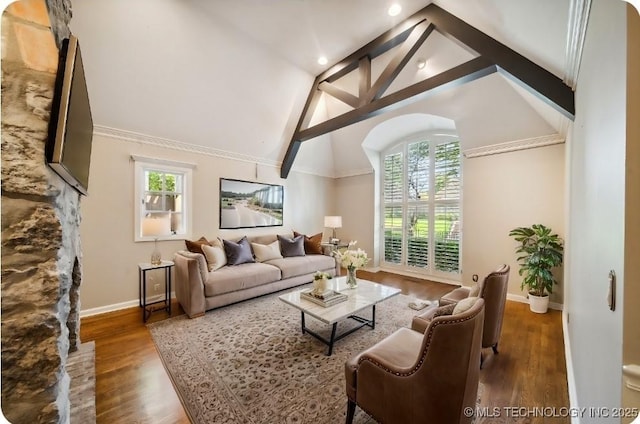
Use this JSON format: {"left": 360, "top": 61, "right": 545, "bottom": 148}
{"left": 80, "top": 292, "right": 176, "bottom": 318}
{"left": 506, "top": 293, "right": 563, "bottom": 311}
{"left": 563, "top": 310, "right": 580, "bottom": 424}
{"left": 376, "top": 266, "right": 461, "bottom": 286}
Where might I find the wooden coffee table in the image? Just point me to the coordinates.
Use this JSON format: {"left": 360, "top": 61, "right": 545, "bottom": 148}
{"left": 278, "top": 277, "right": 401, "bottom": 355}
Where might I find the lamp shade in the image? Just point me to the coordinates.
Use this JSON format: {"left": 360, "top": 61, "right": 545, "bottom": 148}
{"left": 324, "top": 216, "right": 342, "bottom": 228}
{"left": 142, "top": 214, "right": 171, "bottom": 237}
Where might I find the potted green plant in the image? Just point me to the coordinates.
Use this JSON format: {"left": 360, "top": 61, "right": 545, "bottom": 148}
{"left": 508, "top": 224, "right": 564, "bottom": 313}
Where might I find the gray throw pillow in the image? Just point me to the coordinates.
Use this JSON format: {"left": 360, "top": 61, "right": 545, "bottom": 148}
{"left": 433, "top": 303, "right": 456, "bottom": 318}
{"left": 278, "top": 234, "right": 305, "bottom": 257}
{"left": 223, "top": 236, "right": 255, "bottom": 265}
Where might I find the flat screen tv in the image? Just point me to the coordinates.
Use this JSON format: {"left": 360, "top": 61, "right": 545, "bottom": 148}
{"left": 219, "top": 178, "right": 284, "bottom": 229}
{"left": 47, "top": 34, "right": 93, "bottom": 195}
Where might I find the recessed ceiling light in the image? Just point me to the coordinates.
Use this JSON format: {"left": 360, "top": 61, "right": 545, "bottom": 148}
{"left": 416, "top": 58, "right": 427, "bottom": 69}
{"left": 318, "top": 56, "right": 328, "bottom": 65}
{"left": 388, "top": 3, "right": 402, "bottom": 17}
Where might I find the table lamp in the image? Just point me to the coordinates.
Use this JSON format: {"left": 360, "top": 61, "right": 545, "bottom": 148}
{"left": 324, "top": 216, "right": 342, "bottom": 243}
{"left": 142, "top": 215, "right": 171, "bottom": 265}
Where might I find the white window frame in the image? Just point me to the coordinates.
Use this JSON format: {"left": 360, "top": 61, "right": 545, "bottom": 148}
{"left": 133, "top": 155, "right": 194, "bottom": 242}
{"left": 380, "top": 132, "right": 462, "bottom": 279}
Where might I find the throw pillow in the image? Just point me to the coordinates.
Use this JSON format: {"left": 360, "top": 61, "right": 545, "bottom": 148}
{"left": 185, "top": 236, "right": 211, "bottom": 255}
{"left": 293, "top": 231, "right": 323, "bottom": 255}
{"left": 453, "top": 296, "right": 479, "bottom": 315}
{"left": 468, "top": 283, "right": 481, "bottom": 298}
{"left": 201, "top": 239, "right": 227, "bottom": 271}
{"left": 251, "top": 241, "right": 283, "bottom": 262}
{"left": 433, "top": 303, "right": 456, "bottom": 318}
{"left": 278, "top": 234, "right": 305, "bottom": 257}
{"left": 223, "top": 236, "right": 255, "bottom": 266}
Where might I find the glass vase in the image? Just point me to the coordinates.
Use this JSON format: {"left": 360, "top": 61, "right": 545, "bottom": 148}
{"left": 346, "top": 266, "right": 357, "bottom": 288}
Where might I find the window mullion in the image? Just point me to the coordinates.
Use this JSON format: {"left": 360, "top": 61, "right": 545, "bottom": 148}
{"left": 401, "top": 142, "right": 408, "bottom": 266}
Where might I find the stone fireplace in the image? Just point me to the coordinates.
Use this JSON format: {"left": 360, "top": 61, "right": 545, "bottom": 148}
{"left": 1, "top": 0, "right": 91, "bottom": 422}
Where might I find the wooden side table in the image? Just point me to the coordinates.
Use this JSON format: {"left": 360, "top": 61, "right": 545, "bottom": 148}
{"left": 139, "top": 260, "right": 174, "bottom": 323}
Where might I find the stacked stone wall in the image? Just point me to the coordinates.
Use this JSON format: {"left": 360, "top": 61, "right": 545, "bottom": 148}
{"left": 1, "top": 0, "right": 79, "bottom": 422}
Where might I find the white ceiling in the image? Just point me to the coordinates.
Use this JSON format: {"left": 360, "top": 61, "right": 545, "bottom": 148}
{"left": 70, "top": 0, "right": 572, "bottom": 177}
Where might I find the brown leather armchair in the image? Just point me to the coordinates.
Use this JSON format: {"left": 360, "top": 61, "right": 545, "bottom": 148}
{"left": 413, "top": 264, "right": 509, "bottom": 365}
{"left": 345, "top": 298, "right": 485, "bottom": 424}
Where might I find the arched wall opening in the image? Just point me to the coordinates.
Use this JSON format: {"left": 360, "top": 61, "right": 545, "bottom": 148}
{"left": 359, "top": 113, "right": 460, "bottom": 283}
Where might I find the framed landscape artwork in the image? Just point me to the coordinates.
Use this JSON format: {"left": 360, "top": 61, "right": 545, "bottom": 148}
{"left": 219, "top": 178, "right": 284, "bottom": 229}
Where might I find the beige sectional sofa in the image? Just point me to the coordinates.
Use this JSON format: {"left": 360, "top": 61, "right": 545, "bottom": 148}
{"left": 174, "top": 232, "right": 338, "bottom": 318}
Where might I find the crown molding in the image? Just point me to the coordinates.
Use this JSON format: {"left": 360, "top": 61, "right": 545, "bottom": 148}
{"left": 462, "top": 134, "right": 565, "bottom": 159}
{"left": 289, "top": 165, "right": 335, "bottom": 179}
{"left": 334, "top": 168, "right": 374, "bottom": 179}
{"left": 94, "top": 125, "right": 282, "bottom": 168}
{"left": 564, "top": 0, "right": 592, "bottom": 88}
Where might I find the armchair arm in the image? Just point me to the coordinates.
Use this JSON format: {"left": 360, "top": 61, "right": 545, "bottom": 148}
{"left": 349, "top": 328, "right": 425, "bottom": 422}
{"left": 173, "top": 252, "right": 207, "bottom": 318}
{"left": 411, "top": 307, "right": 439, "bottom": 333}
{"left": 345, "top": 328, "right": 422, "bottom": 399}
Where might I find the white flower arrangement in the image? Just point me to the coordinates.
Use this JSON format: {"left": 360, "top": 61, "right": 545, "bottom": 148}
{"left": 335, "top": 241, "right": 370, "bottom": 270}
{"left": 314, "top": 271, "right": 333, "bottom": 281}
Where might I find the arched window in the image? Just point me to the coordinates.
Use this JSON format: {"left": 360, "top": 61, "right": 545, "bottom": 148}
{"left": 381, "top": 133, "right": 461, "bottom": 279}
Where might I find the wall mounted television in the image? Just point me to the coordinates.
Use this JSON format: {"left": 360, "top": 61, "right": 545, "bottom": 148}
{"left": 219, "top": 178, "right": 284, "bottom": 229}
{"left": 47, "top": 34, "right": 93, "bottom": 196}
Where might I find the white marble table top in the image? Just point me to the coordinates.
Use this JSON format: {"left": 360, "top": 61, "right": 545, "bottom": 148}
{"left": 278, "top": 277, "right": 401, "bottom": 324}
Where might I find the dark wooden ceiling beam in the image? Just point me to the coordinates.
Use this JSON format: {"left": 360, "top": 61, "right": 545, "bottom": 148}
{"left": 422, "top": 4, "right": 575, "bottom": 119}
{"left": 358, "top": 57, "right": 371, "bottom": 100}
{"left": 318, "top": 81, "right": 360, "bottom": 108}
{"left": 280, "top": 4, "right": 575, "bottom": 178}
{"left": 322, "top": 18, "right": 426, "bottom": 84}
{"left": 363, "top": 22, "right": 434, "bottom": 104}
{"left": 295, "top": 57, "right": 495, "bottom": 143}
{"left": 295, "top": 80, "right": 322, "bottom": 142}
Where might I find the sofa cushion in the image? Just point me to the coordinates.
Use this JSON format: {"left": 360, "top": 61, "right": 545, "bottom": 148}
{"left": 204, "top": 262, "right": 281, "bottom": 297}
{"left": 223, "top": 236, "right": 255, "bottom": 265}
{"left": 251, "top": 240, "right": 283, "bottom": 262}
{"left": 293, "top": 231, "right": 323, "bottom": 255}
{"left": 185, "top": 236, "right": 211, "bottom": 255}
{"left": 278, "top": 234, "right": 305, "bottom": 257}
{"left": 265, "top": 254, "right": 335, "bottom": 279}
{"left": 202, "top": 239, "right": 227, "bottom": 271}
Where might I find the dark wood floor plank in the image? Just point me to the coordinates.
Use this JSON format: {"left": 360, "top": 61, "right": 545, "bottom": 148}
{"left": 80, "top": 270, "right": 568, "bottom": 424}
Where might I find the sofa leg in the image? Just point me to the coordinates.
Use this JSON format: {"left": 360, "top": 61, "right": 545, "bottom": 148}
{"left": 492, "top": 343, "right": 499, "bottom": 355}
{"left": 346, "top": 399, "right": 356, "bottom": 424}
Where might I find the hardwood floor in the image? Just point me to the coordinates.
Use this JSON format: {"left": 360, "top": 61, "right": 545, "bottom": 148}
{"left": 80, "top": 270, "right": 569, "bottom": 423}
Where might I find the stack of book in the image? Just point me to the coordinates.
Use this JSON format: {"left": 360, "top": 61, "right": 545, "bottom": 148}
{"left": 301, "top": 288, "right": 348, "bottom": 307}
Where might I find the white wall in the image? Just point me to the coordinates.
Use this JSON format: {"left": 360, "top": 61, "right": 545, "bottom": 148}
{"left": 333, "top": 173, "right": 376, "bottom": 265}
{"left": 462, "top": 144, "right": 565, "bottom": 302}
{"left": 79, "top": 134, "right": 334, "bottom": 312}
{"left": 332, "top": 142, "right": 565, "bottom": 299}
{"left": 70, "top": 0, "right": 316, "bottom": 170}
{"left": 566, "top": 0, "right": 626, "bottom": 419}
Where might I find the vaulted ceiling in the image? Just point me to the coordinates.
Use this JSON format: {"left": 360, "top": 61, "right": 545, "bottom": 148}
{"left": 69, "top": 0, "right": 573, "bottom": 178}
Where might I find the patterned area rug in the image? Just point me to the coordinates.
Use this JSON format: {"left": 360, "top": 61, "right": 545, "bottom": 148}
{"left": 148, "top": 287, "right": 468, "bottom": 423}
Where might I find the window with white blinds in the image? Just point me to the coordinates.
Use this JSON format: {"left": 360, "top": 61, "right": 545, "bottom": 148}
{"left": 383, "top": 152, "right": 403, "bottom": 264}
{"left": 382, "top": 136, "right": 461, "bottom": 277}
{"left": 384, "top": 152, "right": 403, "bottom": 203}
